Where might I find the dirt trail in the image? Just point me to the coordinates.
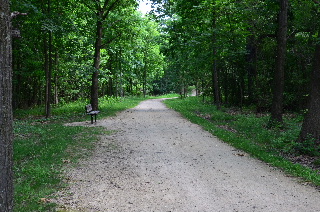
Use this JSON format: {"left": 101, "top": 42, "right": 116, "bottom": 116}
{"left": 55, "top": 98, "right": 320, "bottom": 212}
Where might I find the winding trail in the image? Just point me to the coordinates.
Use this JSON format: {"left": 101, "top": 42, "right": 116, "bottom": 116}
{"left": 55, "top": 98, "right": 320, "bottom": 212}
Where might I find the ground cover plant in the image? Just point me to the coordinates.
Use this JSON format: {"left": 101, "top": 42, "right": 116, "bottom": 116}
{"left": 165, "top": 96, "right": 320, "bottom": 187}
{"left": 13, "top": 96, "right": 148, "bottom": 212}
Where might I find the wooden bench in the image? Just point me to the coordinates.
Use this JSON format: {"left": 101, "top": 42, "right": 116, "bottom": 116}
{"left": 85, "top": 104, "right": 100, "bottom": 124}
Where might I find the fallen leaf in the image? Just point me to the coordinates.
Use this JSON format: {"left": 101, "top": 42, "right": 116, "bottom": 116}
{"left": 39, "top": 198, "right": 51, "bottom": 203}
{"left": 235, "top": 153, "right": 246, "bottom": 157}
{"left": 62, "top": 159, "right": 71, "bottom": 163}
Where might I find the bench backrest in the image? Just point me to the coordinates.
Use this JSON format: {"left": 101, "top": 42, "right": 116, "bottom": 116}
{"left": 85, "top": 104, "right": 92, "bottom": 113}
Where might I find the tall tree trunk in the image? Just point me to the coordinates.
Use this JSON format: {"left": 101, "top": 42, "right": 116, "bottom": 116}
{"left": 45, "top": 0, "right": 53, "bottom": 118}
{"left": 91, "top": 18, "right": 103, "bottom": 110}
{"left": 269, "top": 0, "right": 288, "bottom": 126}
{"left": 45, "top": 30, "right": 53, "bottom": 118}
{"left": 54, "top": 53, "right": 59, "bottom": 104}
{"left": 0, "top": 0, "right": 14, "bottom": 211}
{"left": 246, "top": 34, "right": 257, "bottom": 104}
{"left": 54, "top": 74, "right": 58, "bottom": 104}
{"left": 298, "top": 43, "right": 320, "bottom": 145}
{"left": 87, "top": 0, "right": 124, "bottom": 108}
{"left": 212, "top": 59, "right": 220, "bottom": 107}
{"left": 143, "top": 68, "right": 147, "bottom": 98}
{"left": 108, "top": 77, "right": 113, "bottom": 96}
{"left": 212, "top": 6, "right": 221, "bottom": 107}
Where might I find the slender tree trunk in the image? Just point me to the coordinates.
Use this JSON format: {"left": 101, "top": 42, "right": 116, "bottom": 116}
{"left": 45, "top": 30, "right": 53, "bottom": 118}
{"left": 298, "top": 43, "right": 320, "bottom": 145}
{"left": 246, "top": 34, "right": 257, "bottom": 104}
{"left": 44, "top": 0, "right": 53, "bottom": 118}
{"left": 91, "top": 18, "right": 103, "bottom": 110}
{"left": 54, "top": 74, "right": 58, "bottom": 104}
{"left": 87, "top": 0, "right": 124, "bottom": 107}
{"left": 143, "top": 68, "right": 147, "bottom": 98}
{"left": 269, "top": 0, "right": 288, "bottom": 126}
{"left": 54, "top": 53, "right": 59, "bottom": 104}
{"left": 212, "top": 6, "right": 221, "bottom": 107}
{"left": 108, "top": 77, "right": 113, "bottom": 96}
{"left": 212, "top": 60, "right": 220, "bottom": 106}
{"left": 0, "top": 0, "right": 14, "bottom": 211}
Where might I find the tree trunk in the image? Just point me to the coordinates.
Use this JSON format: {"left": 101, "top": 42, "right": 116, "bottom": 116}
{"left": 246, "top": 34, "right": 257, "bottom": 104}
{"left": 54, "top": 53, "right": 59, "bottom": 105}
{"left": 143, "top": 68, "right": 147, "bottom": 98}
{"left": 45, "top": 30, "right": 53, "bottom": 118}
{"left": 91, "top": 18, "right": 103, "bottom": 110}
{"left": 108, "top": 77, "right": 113, "bottom": 96}
{"left": 54, "top": 74, "right": 58, "bottom": 104}
{"left": 212, "top": 59, "right": 220, "bottom": 107}
{"left": 298, "top": 43, "right": 320, "bottom": 145}
{"left": 212, "top": 6, "right": 221, "bottom": 108}
{"left": 45, "top": 0, "right": 53, "bottom": 118}
{"left": 0, "top": 0, "right": 14, "bottom": 211}
{"left": 269, "top": 0, "right": 288, "bottom": 126}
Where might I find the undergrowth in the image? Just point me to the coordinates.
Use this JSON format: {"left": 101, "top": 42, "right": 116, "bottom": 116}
{"left": 165, "top": 96, "right": 320, "bottom": 186}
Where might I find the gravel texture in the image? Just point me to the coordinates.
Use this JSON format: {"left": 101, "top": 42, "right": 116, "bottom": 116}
{"left": 54, "top": 98, "right": 320, "bottom": 212}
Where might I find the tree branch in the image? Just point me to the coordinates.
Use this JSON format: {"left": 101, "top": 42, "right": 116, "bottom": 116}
{"left": 11, "top": 11, "right": 27, "bottom": 19}
{"left": 102, "top": 0, "right": 121, "bottom": 20}
{"left": 101, "top": 32, "right": 123, "bottom": 48}
{"left": 103, "top": 0, "right": 111, "bottom": 11}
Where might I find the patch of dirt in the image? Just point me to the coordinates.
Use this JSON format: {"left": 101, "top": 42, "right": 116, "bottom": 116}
{"left": 216, "top": 125, "right": 238, "bottom": 134}
{"left": 194, "top": 111, "right": 212, "bottom": 120}
{"left": 287, "top": 155, "right": 320, "bottom": 173}
{"left": 54, "top": 99, "right": 320, "bottom": 212}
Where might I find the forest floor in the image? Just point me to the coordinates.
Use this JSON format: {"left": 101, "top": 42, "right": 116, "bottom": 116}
{"left": 54, "top": 98, "right": 320, "bottom": 212}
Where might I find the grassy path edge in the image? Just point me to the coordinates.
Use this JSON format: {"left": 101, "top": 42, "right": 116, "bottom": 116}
{"left": 164, "top": 97, "right": 320, "bottom": 187}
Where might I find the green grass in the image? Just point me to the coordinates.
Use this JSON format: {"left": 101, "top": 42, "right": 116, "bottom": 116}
{"left": 164, "top": 96, "right": 320, "bottom": 186}
{"left": 16, "top": 94, "right": 317, "bottom": 211}
{"left": 13, "top": 96, "right": 149, "bottom": 211}
{"left": 14, "top": 123, "right": 103, "bottom": 211}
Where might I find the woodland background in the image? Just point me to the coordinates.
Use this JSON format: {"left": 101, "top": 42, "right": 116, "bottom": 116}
{"left": 10, "top": 0, "right": 320, "bottom": 149}
{"left": 1, "top": 1, "right": 320, "bottom": 211}
{"left": 10, "top": 1, "right": 318, "bottom": 110}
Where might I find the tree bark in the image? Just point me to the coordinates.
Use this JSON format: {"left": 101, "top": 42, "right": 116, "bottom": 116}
{"left": 45, "top": 30, "right": 53, "bottom": 118}
{"left": 45, "top": 0, "right": 53, "bottom": 118}
{"left": 54, "top": 53, "right": 59, "bottom": 105}
{"left": 211, "top": 4, "right": 221, "bottom": 108}
{"left": 298, "top": 43, "right": 320, "bottom": 145}
{"left": 91, "top": 17, "right": 103, "bottom": 111}
{"left": 246, "top": 34, "right": 257, "bottom": 104}
{"left": 269, "top": 0, "right": 288, "bottom": 126}
{"left": 143, "top": 60, "right": 147, "bottom": 98}
{"left": 0, "top": 0, "right": 14, "bottom": 211}
{"left": 90, "top": 0, "right": 123, "bottom": 110}
{"left": 212, "top": 60, "right": 220, "bottom": 105}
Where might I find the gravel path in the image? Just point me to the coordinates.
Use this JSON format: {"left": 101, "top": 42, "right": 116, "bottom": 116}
{"left": 55, "top": 98, "right": 320, "bottom": 212}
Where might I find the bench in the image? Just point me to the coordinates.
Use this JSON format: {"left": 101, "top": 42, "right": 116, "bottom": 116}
{"left": 85, "top": 104, "right": 100, "bottom": 124}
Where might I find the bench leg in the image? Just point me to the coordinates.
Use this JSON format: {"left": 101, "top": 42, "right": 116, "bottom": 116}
{"left": 94, "top": 114, "right": 97, "bottom": 122}
{"left": 91, "top": 115, "right": 94, "bottom": 124}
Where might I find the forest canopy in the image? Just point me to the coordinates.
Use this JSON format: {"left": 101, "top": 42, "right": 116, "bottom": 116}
{"left": 11, "top": 0, "right": 320, "bottom": 144}
{"left": 11, "top": 0, "right": 165, "bottom": 111}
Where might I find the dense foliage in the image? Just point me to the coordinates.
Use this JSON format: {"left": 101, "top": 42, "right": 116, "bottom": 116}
{"left": 11, "top": 0, "right": 320, "bottom": 148}
{"left": 7, "top": 1, "right": 320, "bottom": 210}
{"left": 151, "top": 0, "right": 320, "bottom": 149}
{"left": 11, "top": 0, "right": 320, "bottom": 111}
{"left": 11, "top": 0, "right": 165, "bottom": 109}
{"left": 153, "top": 0, "right": 319, "bottom": 112}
